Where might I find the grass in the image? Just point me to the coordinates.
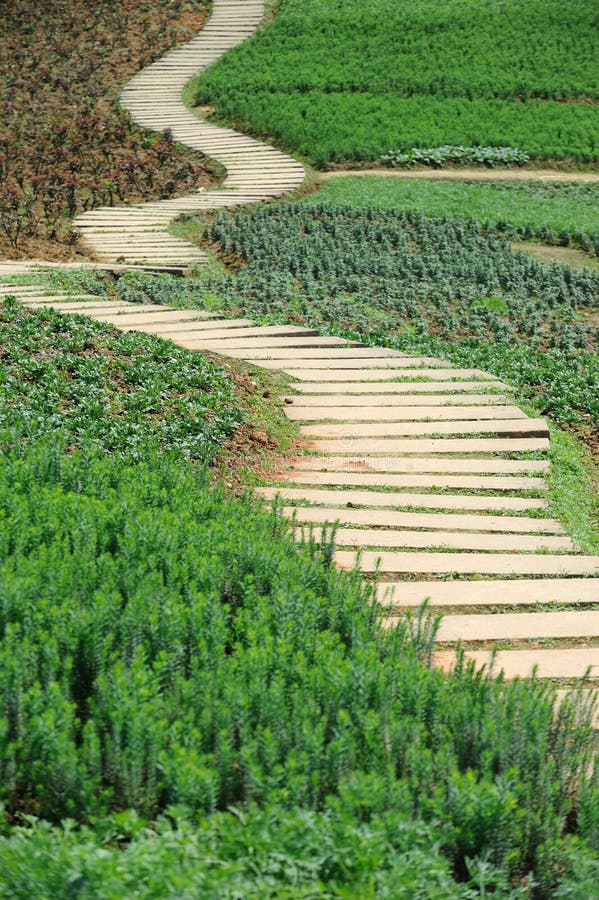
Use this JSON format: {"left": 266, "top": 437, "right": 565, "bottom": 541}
{"left": 547, "top": 426, "right": 599, "bottom": 554}
{"left": 309, "top": 178, "right": 599, "bottom": 248}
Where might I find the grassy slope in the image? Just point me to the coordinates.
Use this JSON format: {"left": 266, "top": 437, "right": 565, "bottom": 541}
{"left": 0, "top": 297, "right": 598, "bottom": 897}
{"left": 195, "top": 0, "right": 599, "bottom": 165}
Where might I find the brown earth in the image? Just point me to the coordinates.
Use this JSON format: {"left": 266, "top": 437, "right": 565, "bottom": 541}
{"left": 316, "top": 168, "right": 599, "bottom": 183}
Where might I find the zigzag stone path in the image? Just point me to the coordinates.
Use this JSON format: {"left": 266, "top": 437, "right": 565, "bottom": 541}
{"left": 1, "top": 0, "right": 599, "bottom": 697}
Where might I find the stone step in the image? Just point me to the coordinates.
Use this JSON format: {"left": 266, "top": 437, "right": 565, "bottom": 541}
{"left": 159, "top": 325, "right": 319, "bottom": 341}
{"left": 293, "top": 455, "right": 549, "bottom": 474}
{"left": 435, "top": 648, "right": 599, "bottom": 680}
{"left": 337, "top": 552, "right": 599, "bottom": 577}
{"left": 175, "top": 336, "right": 353, "bottom": 349}
{"left": 287, "top": 393, "right": 510, "bottom": 407}
{"left": 38, "top": 302, "right": 172, "bottom": 314}
{"left": 25, "top": 300, "right": 135, "bottom": 311}
{"left": 282, "top": 470, "right": 546, "bottom": 491}
{"left": 305, "top": 437, "right": 550, "bottom": 454}
{"left": 284, "top": 369, "right": 501, "bottom": 382}
{"left": 432, "top": 611, "right": 599, "bottom": 642}
{"left": 0, "top": 286, "right": 54, "bottom": 295}
{"left": 122, "top": 317, "right": 253, "bottom": 334}
{"left": 275, "top": 503, "right": 563, "bottom": 534}
{"left": 221, "top": 348, "right": 434, "bottom": 361}
{"left": 253, "top": 355, "right": 456, "bottom": 367}
{"left": 301, "top": 419, "right": 548, "bottom": 439}
{"left": 310, "top": 526, "right": 574, "bottom": 553}
{"left": 287, "top": 405, "right": 527, "bottom": 422}
{"left": 257, "top": 486, "right": 547, "bottom": 513}
{"left": 375, "top": 578, "right": 599, "bottom": 607}
{"left": 293, "top": 381, "right": 510, "bottom": 394}
{"left": 85, "top": 310, "right": 215, "bottom": 324}
{"left": 36, "top": 303, "right": 141, "bottom": 315}
{"left": 20, "top": 294, "right": 101, "bottom": 302}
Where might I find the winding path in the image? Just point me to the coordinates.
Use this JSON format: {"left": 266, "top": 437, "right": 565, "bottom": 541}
{"left": 74, "top": 0, "right": 305, "bottom": 266}
{"left": 1, "top": 0, "right": 599, "bottom": 693}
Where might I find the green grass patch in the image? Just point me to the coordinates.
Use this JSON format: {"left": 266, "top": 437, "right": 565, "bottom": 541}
{"left": 547, "top": 426, "right": 599, "bottom": 553}
{"left": 195, "top": 0, "right": 599, "bottom": 166}
{"left": 311, "top": 178, "right": 599, "bottom": 249}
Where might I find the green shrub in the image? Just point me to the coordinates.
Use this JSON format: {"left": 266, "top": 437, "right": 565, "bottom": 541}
{"left": 0, "top": 439, "right": 596, "bottom": 892}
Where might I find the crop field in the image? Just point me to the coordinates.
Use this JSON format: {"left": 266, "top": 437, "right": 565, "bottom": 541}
{"left": 195, "top": 0, "right": 599, "bottom": 166}
{"left": 0, "top": 0, "right": 213, "bottom": 260}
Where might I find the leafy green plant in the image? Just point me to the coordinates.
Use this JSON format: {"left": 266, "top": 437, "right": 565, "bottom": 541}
{"left": 147, "top": 201, "right": 599, "bottom": 426}
{"left": 309, "top": 178, "right": 599, "bottom": 252}
{"left": 381, "top": 146, "right": 530, "bottom": 168}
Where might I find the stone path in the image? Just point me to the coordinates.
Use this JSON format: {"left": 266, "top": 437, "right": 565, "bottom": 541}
{"left": 73, "top": 0, "right": 306, "bottom": 266}
{"left": 1, "top": 0, "right": 598, "bottom": 697}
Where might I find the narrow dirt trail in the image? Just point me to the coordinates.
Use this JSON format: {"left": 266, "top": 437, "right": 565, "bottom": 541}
{"left": 1, "top": 0, "right": 598, "bottom": 696}
{"left": 317, "top": 167, "right": 599, "bottom": 183}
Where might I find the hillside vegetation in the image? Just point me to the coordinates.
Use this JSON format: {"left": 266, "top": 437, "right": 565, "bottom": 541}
{"left": 195, "top": 0, "right": 599, "bottom": 166}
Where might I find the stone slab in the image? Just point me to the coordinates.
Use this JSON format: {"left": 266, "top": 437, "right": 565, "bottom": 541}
{"left": 304, "top": 438, "right": 550, "bottom": 454}
{"left": 281, "top": 470, "right": 546, "bottom": 491}
{"left": 283, "top": 369, "right": 500, "bottom": 382}
{"left": 220, "top": 348, "right": 432, "bottom": 361}
{"left": 375, "top": 578, "right": 599, "bottom": 607}
{"left": 336, "top": 551, "right": 599, "bottom": 576}
{"left": 313, "top": 527, "right": 573, "bottom": 553}
{"left": 287, "top": 405, "right": 527, "bottom": 422}
{"left": 293, "top": 455, "right": 549, "bottom": 474}
{"left": 287, "top": 394, "right": 510, "bottom": 407}
{"left": 123, "top": 318, "right": 249, "bottom": 334}
{"left": 169, "top": 325, "right": 318, "bottom": 341}
{"left": 435, "top": 648, "right": 599, "bottom": 679}
{"left": 257, "top": 486, "right": 547, "bottom": 513}
{"left": 40, "top": 304, "right": 142, "bottom": 315}
{"left": 87, "top": 310, "right": 215, "bottom": 324}
{"left": 279, "top": 504, "right": 563, "bottom": 534}
{"left": 293, "top": 381, "right": 510, "bottom": 394}
{"left": 176, "top": 336, "right": 352, "bottom": 349}
{"left": 433, "top": 611, "right": 599, "bottom": 642}
{"left": 301, "top": 419, "right": 548, "bottom": 439}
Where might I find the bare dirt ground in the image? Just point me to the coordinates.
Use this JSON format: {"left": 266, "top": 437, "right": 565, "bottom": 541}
{"left": 316, "top": 168, "right": 599, "bottom": 183}
{"left": 511, "top": 242, "right": 599, "bottom": 271}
